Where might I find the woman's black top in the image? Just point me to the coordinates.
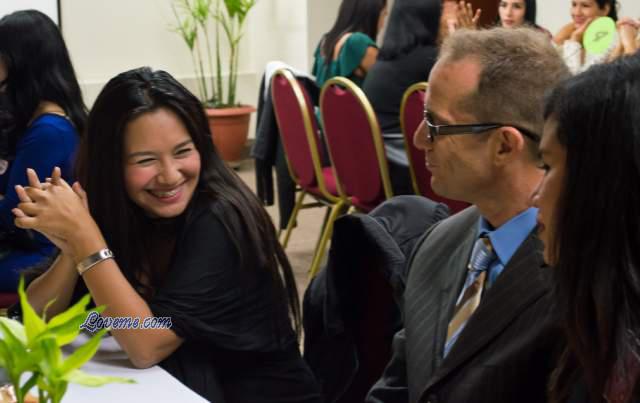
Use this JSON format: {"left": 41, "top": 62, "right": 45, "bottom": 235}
{"left": 145, "top": 195, "right": 321, "bottom": 402}
{"left": 362, "top": 45, "right": 438, "bottom": 134}
{"left": 36, "top": 194, "right": 322, "bottom": 403}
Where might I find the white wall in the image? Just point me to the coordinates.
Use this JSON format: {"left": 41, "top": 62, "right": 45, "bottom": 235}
{"left": 60, "top": 0, "right": 310, "bottom": 137}
{"left": 538, "top": 0, "right": 640, "bottom": 35}
{"left": 52, "top": 0, "right": 640, "bottom": 139}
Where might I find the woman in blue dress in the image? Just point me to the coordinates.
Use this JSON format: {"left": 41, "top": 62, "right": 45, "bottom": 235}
{"left": 0, "top": 10, "right": 86, "bottom": 291}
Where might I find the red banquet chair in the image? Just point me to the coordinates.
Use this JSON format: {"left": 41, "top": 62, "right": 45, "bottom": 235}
{"left": 319, "top": 77, "right": 393, "bottom": 214}
{"left": 271, "top": 69, "right": 349, "bottom": 279}
{"left": 400, "top": 82, "right": 470, "bottom": 214}
{"left": 0, "top": 292, "right": 18, "bottom": 311}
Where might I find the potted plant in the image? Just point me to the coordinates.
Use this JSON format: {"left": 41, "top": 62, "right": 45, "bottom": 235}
{"left": 172, "top": 0, "right": 257, "bottom": 164}
{"left": 0, "top": 279, "right": 133, "bottom": 403}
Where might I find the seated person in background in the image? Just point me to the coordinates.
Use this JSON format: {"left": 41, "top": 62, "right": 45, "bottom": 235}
{"left": 312, "top": 0, "right": 388, "bottom": 88}
{"left": 14, "top": 68, "right": 322, "bottom": 403}
{"left": 533, "top": 53, "right": 640, "bottom": 403}
{"left": 362, "top": 0, "right": 443, "bottom": 195}
{"left": 0, "top": 10, "right": 86, "bottom": 291}
{"left": 497, "top": 0, "right": 551, "bottom": 36}
{"left": 553, "top": 0, "right": 619, "bottom": 74}
{"left": 366, "top": 28, "right": 570, "bottom": 403}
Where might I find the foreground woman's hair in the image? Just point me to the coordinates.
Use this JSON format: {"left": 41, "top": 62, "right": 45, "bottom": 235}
{"left": 545, "top": 54, "right": 640, "bottom": 402}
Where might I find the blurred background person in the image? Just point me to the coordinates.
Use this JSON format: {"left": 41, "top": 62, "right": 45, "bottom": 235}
{"left": 312, "top": 0, "right": 388, "bottom": 88}
{"left": 532, "top": 54, "right": 640, "bottom": 403}
{"left": 362, "top": 0, "right": 441, "bottom": 195}
{"left": 498, "top": 0, "right": 551, "bottom": 35}
{"left": 553, "top": 0, "right": 619, "bottom": 74}
{"left": 0, "top": 9, "right": 86, "bottom": 291}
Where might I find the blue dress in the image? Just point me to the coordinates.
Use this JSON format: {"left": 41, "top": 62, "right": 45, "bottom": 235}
{"left": 0, "top": 114, "right": 79, "bottom": 291}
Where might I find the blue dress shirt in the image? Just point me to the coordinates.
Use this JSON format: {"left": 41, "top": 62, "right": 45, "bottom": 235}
{"left": 477, "top": 207, "right": 539, "bottom": 287}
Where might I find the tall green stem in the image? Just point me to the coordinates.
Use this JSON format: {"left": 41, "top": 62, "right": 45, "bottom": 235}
{"left": 194, "top": 37, "right": 209, "bottom": 102}
{"left": 202, "top": 23, "right": 216, "bottom": 104}
{"left": 215, "top": 0, "right": 224, "bottom": 105}
{"left": 191, "top": 51, "right": 204, "bottom": 101}
{"left": 228, "top": 44, "right": 235, "bottom": 106}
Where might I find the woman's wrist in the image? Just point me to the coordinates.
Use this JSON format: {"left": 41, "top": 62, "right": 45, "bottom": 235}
{"left": 69, "top": 223, "right": 108, "bottom": 265}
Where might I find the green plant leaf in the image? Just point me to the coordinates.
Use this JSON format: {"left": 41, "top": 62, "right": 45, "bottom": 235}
{"left": 192, "top": 0, "right": 213, "bottom": 25}
{"left": 36, "top": 336, "right": 63, "bottom": 380}
{"left": 59, "top": 329, "right": 108, "bottom": 375}
{"left": 0, "top": 338, "right": 12, "bottom": 369}
{"left": 45, "top": 299, "right": 105, "bottom": 348}
{"left": 63, "top": 369, "right": 135, "bottom": 387}
{"left": 17, "top": 277, "right": 46, "bottom": 343}
{"left": 37, "top": 376, "right": 53, "bottom": 395}
{"left": 38, "top": 313, "right": 86, "bottom": 348}
{"left": 0, "top": 321, "right": 35, "bottom": 375}
{"left": 0, "top": 317, "right": 27, "bottom": 344}
{"left": 20, "top": 373, "right": 39, "bottom": 399}
{"left": 47, "top": 294, "right": 91, "bottom": 329}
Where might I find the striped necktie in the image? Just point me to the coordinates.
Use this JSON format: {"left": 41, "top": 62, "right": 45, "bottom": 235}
{"left": 444, "top": 236, "right": 495, "bottom": 357}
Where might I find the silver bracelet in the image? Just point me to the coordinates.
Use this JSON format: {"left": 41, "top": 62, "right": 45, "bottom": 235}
{"left": 76, "top": 248, "right": 114, "bottom": 276}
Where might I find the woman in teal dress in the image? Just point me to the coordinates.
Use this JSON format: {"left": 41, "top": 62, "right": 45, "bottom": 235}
{"left": 312, "top": 0, "right": 388, "bottom": 88}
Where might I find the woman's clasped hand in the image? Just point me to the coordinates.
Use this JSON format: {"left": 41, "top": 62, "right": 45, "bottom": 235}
{"left": 12, "top": 167, "right": 99, "bottom": 262}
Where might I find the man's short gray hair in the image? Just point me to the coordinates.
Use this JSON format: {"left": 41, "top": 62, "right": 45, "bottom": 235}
{"left": 439, "top": 27, "right": 570, "bottom": 149}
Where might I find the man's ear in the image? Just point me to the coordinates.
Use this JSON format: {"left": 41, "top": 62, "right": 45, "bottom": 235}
{"left": 493, "top": 127, "right": 526, "bottom": 166}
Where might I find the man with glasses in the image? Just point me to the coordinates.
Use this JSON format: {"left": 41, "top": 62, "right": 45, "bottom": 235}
{"left": 367, "top": 28, "right": 570, "bottom": 403}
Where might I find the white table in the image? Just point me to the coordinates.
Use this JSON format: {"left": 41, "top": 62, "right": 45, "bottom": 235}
{"left": 62, "top": 335, "right": 208, "bottom": 403}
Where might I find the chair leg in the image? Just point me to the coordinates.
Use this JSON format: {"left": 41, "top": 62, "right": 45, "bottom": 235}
{"left": 281, "top": 190, "right": 306, "bottom": 249}
{"left": 308, "top": 201, "right": 348, "bottom": 279}
{"left": 312, "top": 206, "right": 332, "bottom": 256}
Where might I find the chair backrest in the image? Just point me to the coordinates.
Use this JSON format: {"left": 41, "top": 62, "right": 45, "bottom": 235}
{"left": 271, "top": 69, "right": 336, "bottom": 200}
{"left": 320, "top": 77, "right": 393, "bottom": 209}
{"left": 400, "top": 83, "right": 470, "bottom": 214}
{"left": 0, "top": 293, "right": 18, "bottom": 309}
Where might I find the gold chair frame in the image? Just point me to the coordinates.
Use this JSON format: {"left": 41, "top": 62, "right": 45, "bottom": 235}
{"left": 271, "top": 69, "right": 349, "bottom": 279}
{"left": 399, "top": 82, "right": 428, "bottom": 196}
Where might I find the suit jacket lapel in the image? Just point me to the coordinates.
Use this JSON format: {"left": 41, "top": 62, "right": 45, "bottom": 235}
{"left": 424, "top": 231, "right": 547, "bottom": 392}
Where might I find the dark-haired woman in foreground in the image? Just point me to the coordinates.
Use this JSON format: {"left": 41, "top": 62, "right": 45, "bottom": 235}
{"left": 312, "top": 0, "right": 388, "bottom": 88}
{"left": 14, "top": 68, "right": 321, "bottom": 403}
{"left": 532, "top": 54, "right": 640, "bottom": 402}
{"left": 0, "top": 10, "right": 86, "bottom": 290}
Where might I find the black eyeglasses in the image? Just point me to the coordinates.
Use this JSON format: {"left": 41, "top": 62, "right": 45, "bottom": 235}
{"left": 423, "top": 110, "right": 540, "bottom": 143}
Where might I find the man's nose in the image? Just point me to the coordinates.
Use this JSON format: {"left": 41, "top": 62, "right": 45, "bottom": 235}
{"left": 414, "top": 120, "right": 429, "bottom": 150}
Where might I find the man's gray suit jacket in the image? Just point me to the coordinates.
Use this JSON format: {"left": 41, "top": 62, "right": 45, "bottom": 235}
{"left": 367, "top": 206, "right": 562, "bottom": 403}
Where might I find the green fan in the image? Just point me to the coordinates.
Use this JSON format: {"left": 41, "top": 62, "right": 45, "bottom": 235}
{"left": 583, "top": 16, "right": 617, "bottom": 55}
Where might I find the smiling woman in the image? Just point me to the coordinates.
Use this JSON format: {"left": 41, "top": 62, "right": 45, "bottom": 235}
{"left": 11, "top": 67, "right": 322, "bottom": 403}
{"left": 122, "top": 108, "right": 201, "bottom": 219}
{"left": 553, "top": 0, "right": 620, "bottom": 74}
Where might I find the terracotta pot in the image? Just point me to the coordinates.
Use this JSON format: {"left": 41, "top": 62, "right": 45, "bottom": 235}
{"left": 205, "top": 105, "right": 256, "bottom": 163}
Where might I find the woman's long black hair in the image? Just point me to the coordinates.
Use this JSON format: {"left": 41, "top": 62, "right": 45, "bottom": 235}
{"left": 377, "top": 0, "right": 440, "bottom": 61}
{"left": 76, "top": 67, "right": 301, "bottom": 335}
{"left": 321, "top": 0, "right": 386, "bottom": 65}
{"left": 545, "top": 53, "right": 640, "bottom": 402}
{"left": 0, "top": 10, "right": 87, "bottom": 157}
{"left": 595, "top": 0, "right": 618, "bottom": 21}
